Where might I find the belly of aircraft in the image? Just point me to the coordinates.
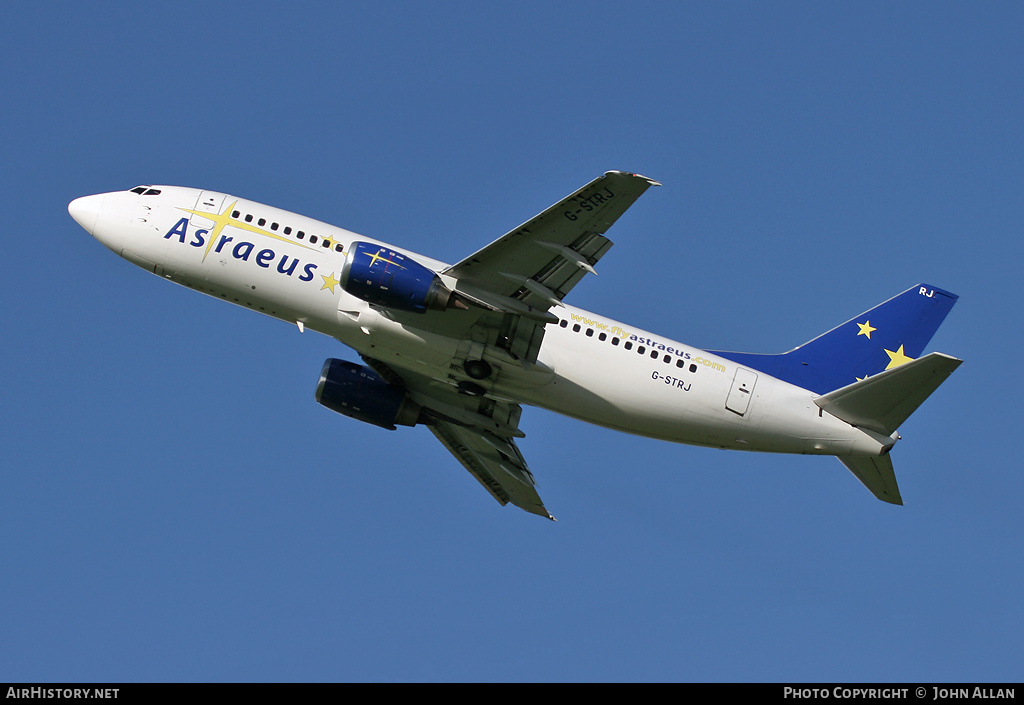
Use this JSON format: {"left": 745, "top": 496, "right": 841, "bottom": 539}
{"left": 518, "top": 360, "right": 881, "bottom": 456}
{"left": 322, "top": 308, "right": 882, "bottom": 457}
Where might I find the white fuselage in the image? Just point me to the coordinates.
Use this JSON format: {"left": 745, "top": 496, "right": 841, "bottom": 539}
{"left": 73, "top": 186, "right": 889, "bottom": 459}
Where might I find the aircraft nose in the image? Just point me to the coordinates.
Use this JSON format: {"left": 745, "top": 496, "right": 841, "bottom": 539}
{"left": 68, "top": 194, "right": 105, "bottom": 235}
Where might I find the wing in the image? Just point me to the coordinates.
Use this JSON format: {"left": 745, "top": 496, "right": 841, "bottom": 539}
{"left": 354, "top": 173, "right": 659, "bottom": 517}
{"left": 428, "top": 421, "right": 553, "bottom": 520}
{"left": 445, "top": 170, "right": 659, "bottom": 315}
{"left": 362, "top": 356, "right": 554, "bottom": 520}
{"left": 434, "top": 170, "right": 658, "bottom": 366}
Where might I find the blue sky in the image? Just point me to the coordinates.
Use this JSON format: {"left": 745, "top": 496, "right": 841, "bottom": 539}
{"left": 2, "top": 2, "right": 1021, "bottom": 682}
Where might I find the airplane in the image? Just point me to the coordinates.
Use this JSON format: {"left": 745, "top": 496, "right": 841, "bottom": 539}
{"left": 69, "top": 172, "right": 961, "bottom": 520}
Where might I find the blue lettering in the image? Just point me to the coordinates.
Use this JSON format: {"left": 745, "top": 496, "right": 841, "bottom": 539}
{"left": 299, "top": 262, "right": 317, "bottom": 282}
{"left": 255, "top": 249, "right": 275, "bottom": 268}
{"left": 190, "top": 229, "right": 207, "bottom": 248}
{"left": 164, "top": 217, "right": 189, "bottom": 243}
{"left": 215, "top": 235, "right": 233, "bottom": 253}
{"left": 276, "top": 255, "right": 299, "bottom": 276}
{"left": 232, "top": 241, "right": 254, "bottom": 261}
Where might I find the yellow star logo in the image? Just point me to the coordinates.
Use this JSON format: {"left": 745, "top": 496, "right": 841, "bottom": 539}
{"left": 180, "top": 200, "right": 315, "bottom": 262}
{"left": 884, "top": 344, "right": 914, "bottom": 370}
{"left": 320, "top": 271, "right": 340, "bottom": 293}
{"left": 856, "top": 320, "right": 876, "bottom": 339}
{"left": 322, "top": 235, "right": 337, "bottom": 249}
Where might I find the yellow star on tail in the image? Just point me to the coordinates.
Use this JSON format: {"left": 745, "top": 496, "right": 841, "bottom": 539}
{"left": 884, "top": 344, "right": 914, "bottom": 370}
{"left": 856, "top": 320, "right": 876, "bottom": 339}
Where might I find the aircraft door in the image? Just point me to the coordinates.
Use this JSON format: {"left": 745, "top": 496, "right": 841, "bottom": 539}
{"left": 190, "top": 191, "right": 226, "bottom": 228}
{"left": 725, "top": 368, "right": 758, "bottom": 416}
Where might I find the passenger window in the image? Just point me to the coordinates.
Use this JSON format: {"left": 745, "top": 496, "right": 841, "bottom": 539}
{"left": 297, "top": 231, "right": 305, "bottom": 239}
{"left": 573, "top": 324, "right": 581, "bottom": 333}
{"left": 598, "top": 332, "right": 607, "bottom": 341}
{"left": 258, "top": 218, "right": 266, "bottom": 226}
{"left": 232, "top": 210, "right": 240, "bottom": 218}
{"left": 586, "top": 329, "right": 594, "bottom": 337}
{"left": 676, "top": 359, "right": 685, "bottom": 368}
{"left": 611, "top": 337, "right": 620, "bottom": 346}
{"left": 689, "top": 364, "right": 697, "bottom": 373}
{"left": 624, "top": 341, "right": 633, "bottom": 350}
{"left": 284, "top": 227, "right": 292, "bottom": 235}
{"left": 245, "top": 214, "right": 253, "bottom": 223}
{"left": 271, "top": 222, "right": 279, "bottom": 231}
{"left": 559, "top": 320, "right": 568, "bottom": 328}
{"left": 310, "top": 235, "right": 318, "bottom": 244}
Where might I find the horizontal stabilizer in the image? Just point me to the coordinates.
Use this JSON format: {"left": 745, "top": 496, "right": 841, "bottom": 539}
{"left": 839, "top": 455, "right": 903, "bottom": 505}
{"left": 815, "top": 352, "right": 962, "bottom": 435}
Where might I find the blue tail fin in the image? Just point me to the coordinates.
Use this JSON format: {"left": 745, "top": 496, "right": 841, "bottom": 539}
{"left": 711, "top": 284, "right": 958, "bottom": 394}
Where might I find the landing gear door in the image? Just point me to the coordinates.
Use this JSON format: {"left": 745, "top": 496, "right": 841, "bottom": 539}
{"left": 726, "top": 368, "right": 758, "bottom": 416}
{"left": 190, "top": 191, "right": 226, "bottom": 228}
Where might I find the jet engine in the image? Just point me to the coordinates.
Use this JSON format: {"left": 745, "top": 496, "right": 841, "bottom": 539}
{"left": 340, "top": 241, "right": 453, "bottom": 313}
{"left": 315, "top": 358, "right": 421, "bottom": 430}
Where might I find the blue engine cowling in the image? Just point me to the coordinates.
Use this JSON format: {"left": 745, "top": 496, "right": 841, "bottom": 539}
{"left": 315, "top": 359, "right": 421, "bottom": 430}
{"left": 340, "top": 241, "right": 452, "bottom": 313}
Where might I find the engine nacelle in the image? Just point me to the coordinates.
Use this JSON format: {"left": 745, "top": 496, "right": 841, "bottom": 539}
{"left": 315, "top": 358, "right": 421, "bottom": 430}
{"left": 340, "top": 241, "right": 452, "bottom": 313}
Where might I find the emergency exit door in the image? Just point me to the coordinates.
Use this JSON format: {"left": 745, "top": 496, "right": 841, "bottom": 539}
{"left": 726, "top": 368, "right": 758, "bottom": 416}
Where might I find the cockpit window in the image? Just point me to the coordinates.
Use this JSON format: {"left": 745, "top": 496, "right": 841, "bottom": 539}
{"left": 143, "top": 188, "right": 161, "bottom": 196}
{"left": 130, "top": 186, "right": 147, "bottom": 194}
{"left": 128, "top": 186, "right": 162, "bottom": 196}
